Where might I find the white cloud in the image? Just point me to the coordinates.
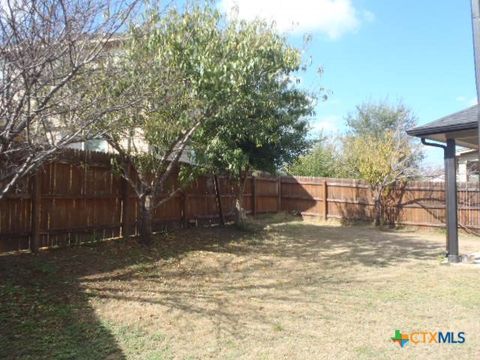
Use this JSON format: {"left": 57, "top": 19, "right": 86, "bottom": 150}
{"left": 309, "top": 115, "right": 340, "bottom": 135}
{"left": 219, "top": 0, "right": 371, "bottom": 39}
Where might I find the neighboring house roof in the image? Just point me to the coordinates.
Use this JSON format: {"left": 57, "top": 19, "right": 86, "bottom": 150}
{"left": 406, "top": 105, "right": 479, "bottom": 148}
{"left": 457, "top": 148, "right": 477, "bottom": 155}
{"left": 456, "top": 149, "right": 478, "bottom": 158}
{"left": 167, "top": 146, "right": 196, "bottom": 166}
{"left": 69, "top": 140, "right": 196, "bottom": 165}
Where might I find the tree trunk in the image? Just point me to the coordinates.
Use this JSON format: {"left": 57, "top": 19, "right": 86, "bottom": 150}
{"left": 138, "top": 195, "right": 153, "bottom": 245}
{"left": 234, "top": 195, "right": 247, "bottom": 226}
{"left": 373, "top": 190, "right": 382, "bottom": 226}
{"left": 233, "top": 172, "right": 248, "bottom": 226}
{"left": 213, "top": 175, "right": 225, "bottom": 226}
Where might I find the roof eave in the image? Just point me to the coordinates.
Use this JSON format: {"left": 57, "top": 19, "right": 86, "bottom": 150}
{"left": 407, "top": 123, "right": 478, "bottom": 137}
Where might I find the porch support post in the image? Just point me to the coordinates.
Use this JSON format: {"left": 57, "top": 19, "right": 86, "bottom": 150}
{"left": 445, "top": 138, "right": 460, "bottom": 263}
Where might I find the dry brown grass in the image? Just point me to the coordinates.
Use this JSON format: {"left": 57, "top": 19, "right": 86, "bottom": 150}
{"left": 1, "top": 214, "right": 480, "bottom": 359}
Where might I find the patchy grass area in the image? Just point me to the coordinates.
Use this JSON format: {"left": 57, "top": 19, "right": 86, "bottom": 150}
{"left": 1, "top": 214, "right": 480, "bottom": 359}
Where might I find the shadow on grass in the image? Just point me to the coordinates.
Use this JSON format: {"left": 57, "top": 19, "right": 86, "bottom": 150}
{"left": 0, "top": 252, "right": 127, "bottom": 359}
{"left": 0, "top": 216, "right": 445, "bottom": 357}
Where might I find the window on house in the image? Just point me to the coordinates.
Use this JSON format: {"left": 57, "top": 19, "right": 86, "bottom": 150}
{"left": 85, "top": 139, "right": 108, "bottom": 152}
{"left": 66, "top": 139, "right": 109, "bottom": 152}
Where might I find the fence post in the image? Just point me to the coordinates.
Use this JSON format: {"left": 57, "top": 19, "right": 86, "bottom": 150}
{"left": 31, "top": 171, "right": 41, "bottom": 253}
{"left": 182, "top": 192, "right": 188, "bottom": 227}
{"left": 121, "top": 177, "right": 130, "bottom": 240}
{"left": 252, "top": 176, "right": 257, "bottom": 216}
{"left": 323, "top": 180, "right": 328, "bottom": 220}
{"left": 213, "top": 175, "right": 225, "bottom": 226}
{"left": 277, "top": 176, "right": 282, "bottom": 212}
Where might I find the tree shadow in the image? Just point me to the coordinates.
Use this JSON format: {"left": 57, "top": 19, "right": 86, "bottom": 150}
{"left": 0, "top": 251, "right": 127, "bottom": 359}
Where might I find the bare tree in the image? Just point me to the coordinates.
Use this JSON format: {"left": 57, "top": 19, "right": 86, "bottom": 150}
{"left": 0, "top": 0, "right": 138, "bottom": 198}
{"left": 421, "top": 165, "right": 445, "bottom": 182}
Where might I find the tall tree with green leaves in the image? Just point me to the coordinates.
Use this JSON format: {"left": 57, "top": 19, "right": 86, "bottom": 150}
{"left": 192, "top": 18, "right": 314, "bottom": 225}
{"left": 99, "top": 2, "right": 312, "bottom": 240}
{"left": 100, "top": 4, "right": 238, "bottom": 244}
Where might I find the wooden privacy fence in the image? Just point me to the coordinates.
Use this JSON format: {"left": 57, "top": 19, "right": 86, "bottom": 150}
{"left": 1, "top": 150, "right": 480, "bottom": 253}
{"left": 282, "top": 176, "right": 480, "bottom": 229}
{"left": 0, "top": 150, "right": 263, "bottom": 253}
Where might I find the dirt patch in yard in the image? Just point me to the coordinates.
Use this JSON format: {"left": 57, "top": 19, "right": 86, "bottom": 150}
{"left": 1, "top": 214, "right": 479, "bottom": 359}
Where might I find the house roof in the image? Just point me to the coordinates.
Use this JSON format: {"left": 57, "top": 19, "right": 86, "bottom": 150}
{"left": 407, "top": 105, "right": 478, "bottom": 136}
{"left": 407, "top": 105, "right": 479, "bottom": 149}
{"left": 456, "top": 149, "right": 477, "bottom": 157}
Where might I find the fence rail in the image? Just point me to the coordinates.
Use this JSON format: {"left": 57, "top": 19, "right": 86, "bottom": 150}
{"left": 1, "top": 150, "right": 479, "bottom": 253}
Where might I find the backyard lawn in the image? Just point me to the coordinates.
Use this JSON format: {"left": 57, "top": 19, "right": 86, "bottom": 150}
{"left": 1, "top": 214, "right": 479, "bottom": 359}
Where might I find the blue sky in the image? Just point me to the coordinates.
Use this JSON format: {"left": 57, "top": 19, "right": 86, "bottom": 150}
{"left": 219, "top": 0, "right": 478, "bottom": 166}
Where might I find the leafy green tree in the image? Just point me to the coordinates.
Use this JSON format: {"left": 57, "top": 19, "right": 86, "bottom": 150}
{"left": 192, "top": 18, "right": 314, "bottom": 225}
{"left": 287, "top": 134, "right": 339, "bottom": 177}
{"left": 99, "top": 2, "right": 312, "bottom": 239}
{"left": 101, "top": 4, "right": 239, "bottom": 244}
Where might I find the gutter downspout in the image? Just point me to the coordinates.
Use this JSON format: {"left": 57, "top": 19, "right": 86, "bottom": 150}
{"left": 421, "top": 138, "right": 446, "bottom": 151}
{"left": 421, "top": 138, "right": 459, "bottom": 262}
